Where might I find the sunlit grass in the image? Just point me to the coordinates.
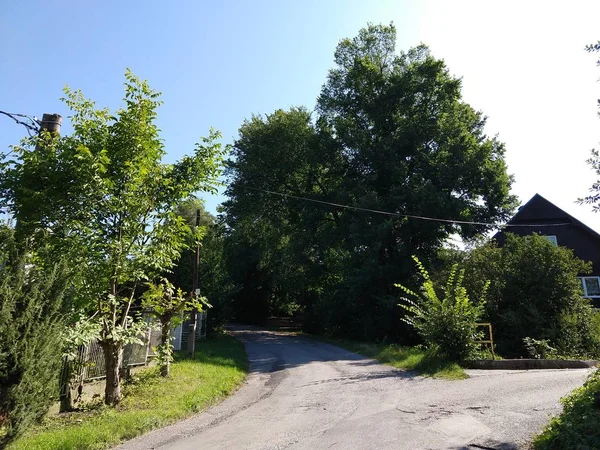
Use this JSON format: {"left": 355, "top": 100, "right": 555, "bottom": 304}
{"left": 316, "top": 337, "right": 467, "bottom": 380}
{"left": 8, "top": 334, "right": 247, "bottom": 450}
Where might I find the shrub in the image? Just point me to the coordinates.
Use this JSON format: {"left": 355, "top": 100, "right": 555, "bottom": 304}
{"left": 533, "top": 369, "right": 600, "bottom": 449}
{"left": 460, "top": 234, "right": 600, "bottom": 358}
{"left": 396, "top": 256, "right": 488, "bottom": 362}
{"left": 0, "top": 257, "right": 71, "bottom": 447}
{"left": 523, "top": 337, "right": 555, "bottom": 359}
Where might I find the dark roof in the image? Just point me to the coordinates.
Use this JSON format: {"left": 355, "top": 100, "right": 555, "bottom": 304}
{"left": 506, "top": 193, "right": 600, "bottom": 241}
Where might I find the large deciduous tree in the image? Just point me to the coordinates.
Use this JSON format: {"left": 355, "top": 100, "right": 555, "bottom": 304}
{"left": 1, "top": 71, "right": 225, "bottom": 405}
{"left": 224, "top": 23, "right": 517, "bottom": 340}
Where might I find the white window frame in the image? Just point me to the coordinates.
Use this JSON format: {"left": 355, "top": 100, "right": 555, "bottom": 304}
{"left": 544, "top": 235, "right": 558, "bottom": 245}
{"left": 579, "top": 276, "right": 600, "bottom": 298}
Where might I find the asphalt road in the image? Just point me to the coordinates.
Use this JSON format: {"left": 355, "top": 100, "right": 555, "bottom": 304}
{"left": 117, "top": 326, "right": 591, "bottom": 450}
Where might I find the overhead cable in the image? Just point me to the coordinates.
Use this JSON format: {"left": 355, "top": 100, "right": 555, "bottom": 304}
{"left": 242, "top": 185, "right": 570, "bottom": 228}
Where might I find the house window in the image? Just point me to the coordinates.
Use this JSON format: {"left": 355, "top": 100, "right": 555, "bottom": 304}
{"left": 580, "top": 277, "right": 600, "bottom": 297}
{"left": 544, "top": 235, "right": 558, "bottom": 245}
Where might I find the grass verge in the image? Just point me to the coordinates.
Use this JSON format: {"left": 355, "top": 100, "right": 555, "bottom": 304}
{"left": 313, "top": 336, "right": 467, "bottom": 380}
{"left": 8, "top": 334, "right": 247, "bottom": 450}
{"left": 532, "top": 369, "right": 600, "bottom": 450}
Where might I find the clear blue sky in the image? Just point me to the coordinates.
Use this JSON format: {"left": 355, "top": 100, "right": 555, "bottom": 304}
{"left": 2, "top": 1, "right": 600, "bottom": 228}
{"left": 1, "top": 0, "right": 424, "bottom": 212}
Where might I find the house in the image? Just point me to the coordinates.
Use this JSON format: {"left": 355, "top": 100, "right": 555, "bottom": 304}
{"left": 494, "top": 193, "right": 600, "bottom": 306}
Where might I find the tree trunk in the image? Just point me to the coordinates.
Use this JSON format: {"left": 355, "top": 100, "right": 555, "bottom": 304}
{"left": 101, "top": 339, "right": 123, "bottom": 405}
{"left": 160, "top": 318, "right": 172, "bottom": 377}
{"left": 58, "top": 356, "right": 73, "bottom": 412}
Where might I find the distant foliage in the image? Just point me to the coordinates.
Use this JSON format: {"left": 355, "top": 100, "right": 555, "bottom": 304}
{"left": 0, "top": 251, "right": 71, "bottom": 447}
{"left": 396, "top": 256, "right": 487, "bottom": 362}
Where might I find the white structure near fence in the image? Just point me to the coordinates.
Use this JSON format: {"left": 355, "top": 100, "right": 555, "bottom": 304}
{"left": 171, "top": 311, "right": 208, "bottom": 351}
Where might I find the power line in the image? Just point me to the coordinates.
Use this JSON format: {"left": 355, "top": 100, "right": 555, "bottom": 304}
{"left": 0, "top": 110, "right": 40, "bottom": 136}
{"left": 242, "top": 185, "right": 571, "bottom": 229}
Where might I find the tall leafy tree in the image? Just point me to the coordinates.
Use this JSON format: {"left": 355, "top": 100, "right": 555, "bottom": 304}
{"left": 1, "top": 71, "right": 225, "bottom": 405}
{"left": 224, "top": 24, "right": 517, "bottom": 340}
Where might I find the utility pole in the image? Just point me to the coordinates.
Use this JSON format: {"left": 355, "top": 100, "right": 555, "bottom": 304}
{"left": 40, "top": 113, "right": 62, "bottom": 135}
{"left": 186, "top": 208, "right": 201, "bottom": 357}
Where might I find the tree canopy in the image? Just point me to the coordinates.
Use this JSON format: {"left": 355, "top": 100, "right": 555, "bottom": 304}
{"left": 223, "top": 24, "right": 517, "bottom": 340}
{"left": 0, "top": 70, "right": 226, "bottom": 404}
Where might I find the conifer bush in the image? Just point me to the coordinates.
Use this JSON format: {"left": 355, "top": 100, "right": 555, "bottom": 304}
{"left": 0, "top": 243, "right": 71, "bottom": 447}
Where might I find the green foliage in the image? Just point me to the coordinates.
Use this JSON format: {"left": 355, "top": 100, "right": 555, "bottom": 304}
{"left": 396, "top": 256, "right": 487, "bottom": 362}
{"left": 8, "top": 335, "right": 247, "bottom": 450}
{"left": 0, "top": 71, "right": 226, "bottom": 405}
{"left": 62, "top": 318, "right": 101, "bottom": 362}
{"left": 523, "top": 337, "right": 555, "bottom": 359}
{"left": 141, "top": 278, "right": 208, "bottom": 376}
{"left": 142, "top": 279, "right": 206, "bottom": 323}
{"left": 222, "top": 23, "right": 517, "bottom": 340}
{"left": 0, "top": 244, "right": 72, "bottom": 447}
{"left": 533, "top": 369, "right": 600, "bottom": 450}
{"left": 460, "top": 234, "right": 600, "bottom": 358}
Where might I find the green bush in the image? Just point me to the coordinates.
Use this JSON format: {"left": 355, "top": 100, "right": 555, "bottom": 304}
{"left": 523, "top": 337, "right": 555, "bottom": 359}
{"left": 533, "top": 369, "right": 600, "bottom": 449}
{"left": 396, "top": 256, "right": 487, "bottom": 362}
{"left": 459, "top": 234, "right": 600, "bottom": 358}
{"left": 0, "top": 238, "right": 71, "bottom": 447}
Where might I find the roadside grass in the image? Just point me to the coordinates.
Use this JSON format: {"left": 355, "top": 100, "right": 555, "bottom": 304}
{"left": 532, "top": 369, "right": 600, "bottom": 450}
{"left": 313, "top": 337, "right": 467, "bottom": 380}
{"left": 8, "top": 334, "right": 247, "bottom": 450}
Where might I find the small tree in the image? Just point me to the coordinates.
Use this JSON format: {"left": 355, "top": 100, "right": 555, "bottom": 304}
{"left": 1, "top": 71, "right": 226, "bottom": 405}
{"left": 396, "top": 256, "right": 488, "bottom": 362}
{"left": 142, "top": 279, "right": 206, "bottom": 377}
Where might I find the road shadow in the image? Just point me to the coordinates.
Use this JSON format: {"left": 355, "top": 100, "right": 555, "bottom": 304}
{"left": 227, "top": 324, "right": 427, "bottom": 385}
{"left": 450, "top": 442, "right": 519, "bottom": 450}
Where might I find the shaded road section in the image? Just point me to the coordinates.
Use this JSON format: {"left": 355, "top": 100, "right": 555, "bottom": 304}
{"left": 117, "top": 326, "right": 590, "bottom": 450}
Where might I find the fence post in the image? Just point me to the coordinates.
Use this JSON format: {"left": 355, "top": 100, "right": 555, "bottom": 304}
{"left": 144, "top": 326, "right": 152, "bottom": 365}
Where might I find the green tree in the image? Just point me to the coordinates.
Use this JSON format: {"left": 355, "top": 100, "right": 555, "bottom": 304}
{"left": 461, "top": 234, "right": 600, "bottom": 357}
{"left": 223, "top": 108, "right": 331, "bottom": 323}
{"left": 141, "top": 279, "right": 205, "bottom": 377}
{"left": 223, "top": 24, "right": 517, "bottom": 340}
{"left": 0, "top": 71, "right": 225, "bottom": 405}
{"left": 0, "top": 228, "right": 72, "bottom": 447}
{"left": 169, "top": 198, "right": 215, "bottom": 294}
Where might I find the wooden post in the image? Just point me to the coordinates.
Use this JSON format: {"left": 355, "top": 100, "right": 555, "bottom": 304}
{"left": 186, "top": 209, "right": 201, "bottom": 357}
{"left": 40, "top": 113, "right": 62, "bottom": 134}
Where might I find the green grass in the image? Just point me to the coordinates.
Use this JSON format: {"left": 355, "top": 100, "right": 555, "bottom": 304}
{"left": 8, "top": 334, "right": 247, "bottom": 450}
{"left": 315, "top": 337, "right": 467, "bottom": 380}
{"left": 532, "top": 369, "right": 600, "bottom": 450}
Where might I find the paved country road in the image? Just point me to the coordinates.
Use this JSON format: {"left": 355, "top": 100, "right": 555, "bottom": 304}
{"left": 117, "top": 326, "right": 591, "bottom": 450}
